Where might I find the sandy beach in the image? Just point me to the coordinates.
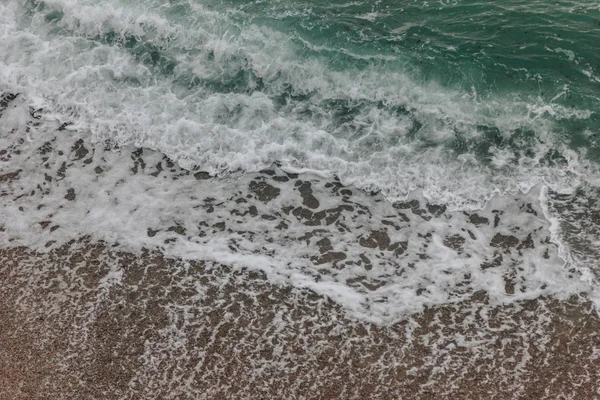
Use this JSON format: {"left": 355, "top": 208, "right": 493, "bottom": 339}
{"left": 2, "top": 242, "right": 600, "bottom": 399}
{"left": 1, "top": 126, "right": 600, "bottom": 398}
{"left": 3, "top": 1, "right": 600, "bottom": 397}
{"left": 0, "top": 89, "right": 600, "bottom": 399}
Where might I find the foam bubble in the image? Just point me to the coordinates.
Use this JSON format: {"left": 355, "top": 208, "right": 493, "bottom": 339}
{"left": 0, "top": 106, "right": 595, "bottom": 322}
{"left": 2, "top": 0, "right": 600, "bottom": 321}
{"left": 1, "top": 0, "right": 598, "bottom": 210}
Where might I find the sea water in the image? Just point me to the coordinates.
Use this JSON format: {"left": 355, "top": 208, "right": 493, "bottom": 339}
{"left": 1, "top": 0, "right": 600, "bottom": 322}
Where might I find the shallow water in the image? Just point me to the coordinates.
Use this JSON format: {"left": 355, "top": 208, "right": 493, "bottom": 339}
{"left": 1, "top": 0, "right": 600, "bottom": 319}
{"left": 0, "top": 108, "right": 596, "bottom": 322}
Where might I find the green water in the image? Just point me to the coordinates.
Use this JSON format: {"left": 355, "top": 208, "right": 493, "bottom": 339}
{"left": 5, "top": 0, "right": 600, "bottom": 202}
{"left": 224, "top": 0, "right": 600, "bottom": 122}
{"left": 147, "top": 0, "right": 600, "bottom": 159}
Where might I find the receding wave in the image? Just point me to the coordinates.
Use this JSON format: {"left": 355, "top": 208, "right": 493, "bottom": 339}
{"left": 2, "top": 0, "right": 599, "bottom": 208}
{"left": 1, "top": 0, "right": 600, "bottom": 322}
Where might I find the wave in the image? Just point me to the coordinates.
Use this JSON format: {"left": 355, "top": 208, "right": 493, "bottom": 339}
{"left": 1, "top": 0, "right": 598, "bottom": 209}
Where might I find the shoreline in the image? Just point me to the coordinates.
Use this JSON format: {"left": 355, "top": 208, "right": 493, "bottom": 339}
{"left": 1, "top": 108, "right": 599, "bottom": 397}
{"left": 2, "top": 242, "right": 600, "bottom": 399}
{"left": 2, "top": 0, "right": 600, "bottom": 395}
{"left": 1, "top": 118, "right": 592, "bottom": 321}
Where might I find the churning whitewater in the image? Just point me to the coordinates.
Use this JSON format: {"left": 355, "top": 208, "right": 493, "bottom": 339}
{"left": 1, "top": 0, "right": 600, "bottom": 321}
{"left": 2, "top": 0, "right": 599, "bottom": 204}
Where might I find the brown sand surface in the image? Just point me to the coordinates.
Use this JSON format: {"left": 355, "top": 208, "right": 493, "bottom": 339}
{"left": 1, "top": 93, "right": 600, "bottom": 398}
{"left": 1, "top": 242, "right": 600, "bottom": 399}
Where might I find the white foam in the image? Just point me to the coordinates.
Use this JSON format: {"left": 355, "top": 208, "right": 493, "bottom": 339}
{"left": 2, "top": 0, "right": 599, "bottom": 322}
{"left": 1, "top": 0, "right": 597, "bottom": 210}
{"left": 0, "top": 97, "right": 29, "bottom": 137}
{"left": 1, "top": 109, "right": 595, "bottom": 322}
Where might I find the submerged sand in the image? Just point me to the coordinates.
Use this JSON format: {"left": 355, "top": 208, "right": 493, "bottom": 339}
{"left": 1, "top": 243, "right": 600, "bottom": 399}
{"left": 1, "top": 93, "right": 600, "bottom": 398}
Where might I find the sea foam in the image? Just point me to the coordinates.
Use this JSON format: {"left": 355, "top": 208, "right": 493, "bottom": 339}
{"left": 1, "top": 95, "right": 595, "bottom": 322}
{"left": 2, "top": 0, "right": 599, "bottom": 322}
{"left": 1, "top": 0, "right": 597, "bottom": 210}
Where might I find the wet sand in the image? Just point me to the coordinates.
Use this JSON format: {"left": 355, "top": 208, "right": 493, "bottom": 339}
{"left": 1, "top": 242, "right": 600, "bottom": 399}
{"left": 1, "top": 98, "right": 600, "bottom": 398}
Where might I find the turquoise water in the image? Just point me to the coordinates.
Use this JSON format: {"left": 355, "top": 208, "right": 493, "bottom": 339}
{"left": 2, "top": 0, "right": 600, "bottom": 203}
{"left": 214, "top": 0, "right": 600, "bottom": 160}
